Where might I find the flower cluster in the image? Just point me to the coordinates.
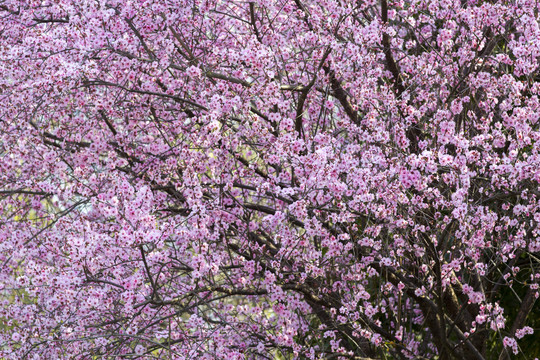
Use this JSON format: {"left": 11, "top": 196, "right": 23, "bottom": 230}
{"left": 0, "top": 0, "right": 539, "bottom": 359}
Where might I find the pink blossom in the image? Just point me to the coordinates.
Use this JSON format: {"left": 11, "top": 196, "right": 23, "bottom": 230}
{"left": 0, "top": 1, "right": 538, "bottom": 359}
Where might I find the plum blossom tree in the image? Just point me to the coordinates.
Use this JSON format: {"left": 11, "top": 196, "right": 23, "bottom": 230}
{"left": 1, "top": 0, "right": 540, "bottom": 359}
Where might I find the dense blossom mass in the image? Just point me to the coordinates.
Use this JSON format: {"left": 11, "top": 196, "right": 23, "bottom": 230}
{"left": 1, "top": 0, "right": 540, "bottom": 359}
